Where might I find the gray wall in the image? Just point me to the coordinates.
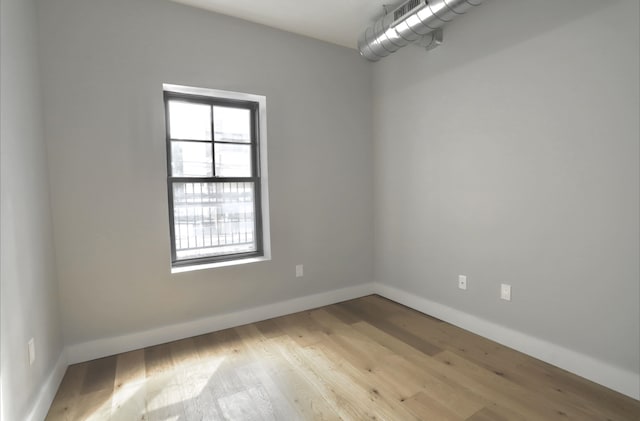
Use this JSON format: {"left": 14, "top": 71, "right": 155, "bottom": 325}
{"left": 37, "top": 0, "right": 374, "bottom": 346}
{"left": 0, "top": 0, "right": 64, "bottom": 419}
{"left": 373, "top": 0, "right": 639, "bottom": 375}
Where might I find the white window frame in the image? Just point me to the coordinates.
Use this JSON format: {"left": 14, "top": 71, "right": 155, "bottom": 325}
{"left": 163, "top": 83, "right": 271, "bottom": 273}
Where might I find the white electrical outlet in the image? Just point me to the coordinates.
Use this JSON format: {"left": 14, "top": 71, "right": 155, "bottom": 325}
{"left": 500, "top": 284, "right": 512, "bottom": 301}
{"left": 458, "top": 275, "right": 467, "bottom": 290}
{"left": 28, "top": 338, "right": 36, "bottom": 365}
{"left": 295, "top": 264, "right": 304, "bottom": 278}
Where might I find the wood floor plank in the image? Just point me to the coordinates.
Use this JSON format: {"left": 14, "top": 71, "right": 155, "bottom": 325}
{"left": 277, "top": 335, "right": 420, "bottom": 421}
{"left": 388, "top": 310, "right": 530, "bottom": 372}
{"left": 50, "top": 356, "right": 117, "bottom": 421}
{"left": 143, "top": 342, "right": 188, "bottom": 421}
{"left": 466, "top": 407, "right": 511, "bottom": 421}
{"left": 143, "top": 343, "right": 174, "bottom": 378}
{"left": 45, "top": 363, "right": 89, "bottom": 421}
{"left": 235, "top": 324, "right": 341, "bottom": 420}
{"left": 81, "top": 356, "right": 117, "bottom": 395}
{"left": 71, "top": 389, "right": 113, "bottom": 421}
{"left": 350, "top": 321, "right": 488, "bottom": 418}
{"left": 469, "top": 404, "right": 531, "bottom": 421}
{"left": 324, "top": 303, "right": 362, "bottom": 325}
{"left": 433, "top": 350, "right": 603, "bottom": 420}
{"left": 167, "top": 337, "right": 224, "bottom": 420}
{"left": 338, "top": 300, "right": 443, "bottom": 356}
{"left": 254, "top": 318, "right": 286, "bottom": 338}
{"left": 109, "top": 349, "right": 146, "bottom": 420}
{"left": 508, "top": 359, "right": 640, "bottom": 421}
{"left": 353, "top": 319, "right": 602, "bottom": 420}
{"left": 46, "top": 295, "right": 640, "bottom": 420}
{"left": 389, "top": 309, "right": 640, "bottom": 420}
{"left": 306, "top": 309, "right": 466, "bottom": 420}
{"left": 273, "top": 310, "right": 325, "bottom": 347}
{"left": 402, "top": 392, "right": 464, "bottom": 421}
{"left": 225, "top": 325, "right": 296, "bottom": 419}
{"left": 196, "top": 329, "right": 265, "bottom": 420}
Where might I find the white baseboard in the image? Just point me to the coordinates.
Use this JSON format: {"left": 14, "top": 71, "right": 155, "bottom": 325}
{"left": 26, "top": 350, "right": 67, "bottom": 421}
{"left": 66, "top": 283, "right": 375, "bottom": 364}
{"left": 61, "top": 281, "right": 638, "bottom": 401}
{"left": 373, "top": 282, "right": 640, "bottom": 400}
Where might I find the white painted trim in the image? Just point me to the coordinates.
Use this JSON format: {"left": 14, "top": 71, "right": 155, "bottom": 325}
{"left": 26, "top": 351, "right": 67, "bottom": 421}
{"left": 171, "top": 256, "right": 270, "bottom": 274}
{"left": 66, "top": 283, "right": 374, "bottom": 364}
{"left": 162, "top": 84, "right": 265, "bottom": 104}
{"left": 373, "top": 282, "right": 640, "bottom": 400}
{"left": 162, "top": 82, "right": 272, "bottom": 273}
{"left": 61, "top": 280, "right": 638, "bottom": 402}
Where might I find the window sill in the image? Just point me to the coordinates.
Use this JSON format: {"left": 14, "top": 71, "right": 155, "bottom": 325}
{"left": 171, "top": 255, "right": 271, "bottom": 274}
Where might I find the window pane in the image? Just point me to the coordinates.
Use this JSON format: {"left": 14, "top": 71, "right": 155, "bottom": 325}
{"left": 213, "top": 106, "right": 251, "bottom": 142}
{"left": 173, "top": 182, "right": 256, "bottom": 260}
{"left": 169, "top": 101, "right": 212, "bottom": 140}
{"left": 171, "top": 141, "right": 213, "bottom": 177}
{"left": 215, "top": 143, "right": 252, "bottom": 177}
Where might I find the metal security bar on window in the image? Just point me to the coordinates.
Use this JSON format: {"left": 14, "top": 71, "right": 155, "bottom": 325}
{"left": 172, "top": 182, "right": 256, "bottom": 260}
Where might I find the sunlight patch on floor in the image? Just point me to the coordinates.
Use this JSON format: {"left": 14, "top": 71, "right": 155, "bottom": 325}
{"left": 86, "top": 355, "right": 226, "bottom": 420}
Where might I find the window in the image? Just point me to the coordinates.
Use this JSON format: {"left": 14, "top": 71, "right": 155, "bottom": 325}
{"left": 163, "top": 84, "right": 270, "bottom": 270}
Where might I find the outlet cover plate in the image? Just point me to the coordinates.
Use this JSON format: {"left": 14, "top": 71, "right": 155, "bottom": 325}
{"left": 458, "top": 275, "right": 467, "bottom": 290}
{"left": 501, "top": 284, "right": 512, "bottom": 301}
{"left": 28, "top": 338, "right": 35, "bottom": 365}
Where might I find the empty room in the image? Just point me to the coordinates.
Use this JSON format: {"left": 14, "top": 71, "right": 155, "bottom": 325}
{"left": 1, "top": 0, "right": 639, "bottom": 420}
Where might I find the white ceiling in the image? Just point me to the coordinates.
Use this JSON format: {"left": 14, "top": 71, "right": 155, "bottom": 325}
{"left": 171, "top": 0, "right": 390, "bottom": 49}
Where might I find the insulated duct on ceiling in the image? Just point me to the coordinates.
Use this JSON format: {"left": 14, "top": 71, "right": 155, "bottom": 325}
{"left": 358, "top": 0, "right": 484, "bottom": 61}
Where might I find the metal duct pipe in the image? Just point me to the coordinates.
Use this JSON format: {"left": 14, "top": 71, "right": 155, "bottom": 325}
{"left": 358, "top": 0, "right": 484, "bottom": 61}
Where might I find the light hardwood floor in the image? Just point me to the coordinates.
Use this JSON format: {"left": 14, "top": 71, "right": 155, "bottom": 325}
{"left": 46, "top": 295, "right": 640, "bottom": 420}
